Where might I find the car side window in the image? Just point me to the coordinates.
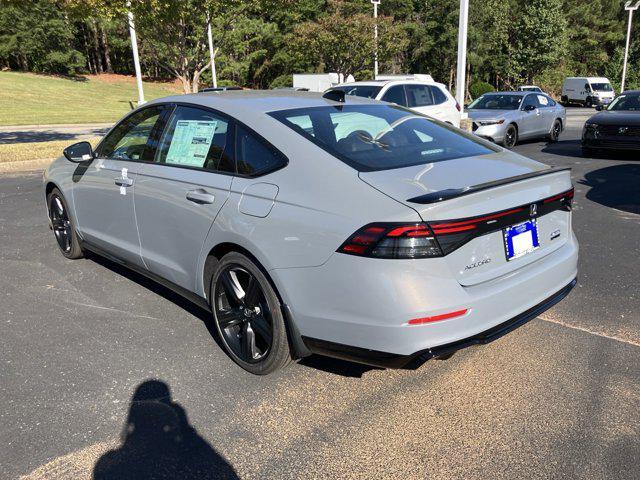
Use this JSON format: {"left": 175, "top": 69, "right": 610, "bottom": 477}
{"left": 154, "top": 106, "right": 234, "bottom": 172}
{"left": 430, "top": 86, "right": 448, "bottom": 105}
{"left": 381, "top": 85, "right": 407, "bottom": 107}
{"left": 97, "top": 106, "right": 164, "bottom": 161}
{"left": 522, "top": 95, "right": 538, "bottom": 110}
{"left": 536, "top": 94, "right": 551, "bottom": 108}
{"left": 405, "top": 85, "right": 434, "bottom": 107}
{"left": 235, "top": 125, "right": 286, "bottom": 176}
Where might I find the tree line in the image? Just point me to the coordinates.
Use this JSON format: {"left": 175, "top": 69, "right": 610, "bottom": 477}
{"left": 0, "top": 0, "right": 637, "bottom": 97}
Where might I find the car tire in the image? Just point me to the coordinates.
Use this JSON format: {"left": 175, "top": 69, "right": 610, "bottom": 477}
{"left": 585, "top": 97, "right": 593, "bottom": 108}
{"left": 548, "top": 119, "right": 562, "bottom": 142}
{"left": 47, "top": 188, "right": 83, "bottom": 259}
{"left": 210, "top": 252, "right": 291, "bottom": 375}
{"left": 502, "top": 124, "right": 518, "bottom": 149}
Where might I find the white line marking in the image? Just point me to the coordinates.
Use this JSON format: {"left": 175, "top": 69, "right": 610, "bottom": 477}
{"left": 538, "top": 315, "right": 640, "bottom": 347}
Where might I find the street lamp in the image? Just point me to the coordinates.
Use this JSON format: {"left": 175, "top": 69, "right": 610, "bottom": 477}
{"left": 126, "top": 2, "right": 145, "bottom": 105}
{"left": 455, "top": 0, "right": 469, "bottom": 109}
{"left": 621, "top": 1, "right": 640, "bottom": 93}
{"left": 206, "top": 15, "right": 218, "bottom": 88}
{"left": 371, "top": 0, "right": 380, "bottom": 78}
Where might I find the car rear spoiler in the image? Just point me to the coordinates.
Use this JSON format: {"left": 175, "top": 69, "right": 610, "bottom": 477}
{"left": 407, "top": 167, "right": 572, "bottom": 205}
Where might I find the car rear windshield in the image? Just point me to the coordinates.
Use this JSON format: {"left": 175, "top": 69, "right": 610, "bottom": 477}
{"left": 268, "top": 105, "right": 496, "bottom": 172}
{"left": 468, "top": 94, "right": 522, "bottom": 110}
{"left": 328, "top": 85, "right": 383, "bottom": 99}
{"left": 607, "top": 93, "right": 640, "bottom": 111}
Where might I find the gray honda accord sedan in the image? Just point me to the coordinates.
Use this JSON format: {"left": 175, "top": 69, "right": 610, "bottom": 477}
{"left": 44, "top": 90, "right": 578, "bottom": 374}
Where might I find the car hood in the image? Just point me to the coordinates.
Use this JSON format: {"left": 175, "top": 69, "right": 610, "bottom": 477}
{"left": 467, "top": 109, "right": 516, "bottom": 121}
{"left": 586, "top": 111, "right": 640, "bottom": 125}
{"left": 359, "top": 150, "right": 545, "bottom": 210}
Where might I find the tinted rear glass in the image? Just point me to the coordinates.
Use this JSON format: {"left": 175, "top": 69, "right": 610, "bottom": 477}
{"left": 468, "top": 94, "right": 523, "bottom": 110}
{"left": 329, "top": 85, "right": 382, "bottom": 99}
{"left": 269, "top": 105, "right": 496, "bottom": 172}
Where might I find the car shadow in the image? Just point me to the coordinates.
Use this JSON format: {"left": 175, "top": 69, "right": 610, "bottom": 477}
{"left": 85, "top": 252, "right": 224, "bottom": 352}
{"left": 577, "top": 163, "right": 640, "bottom": 215}
{"left": 540, "top": 138, "right": 584, "bottom": 158}
{"left": 0, "top": 127, "right": 109, "bottom": 144}
{"left": 93, "top": 379, "right": 239, "bottom": 480}
{"left": 297, "top": 355, "right": 382, "bottom": 378}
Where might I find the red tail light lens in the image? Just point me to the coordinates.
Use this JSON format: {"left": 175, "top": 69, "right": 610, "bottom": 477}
{"left": 338, "top": 223, "right": 443, "bottom": 259}
{"left": 455, "top": 102, "right": 461, "bottom": 112}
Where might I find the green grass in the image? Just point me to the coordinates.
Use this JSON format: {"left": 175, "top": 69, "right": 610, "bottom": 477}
{"left": 0, "top": 72, "right": 181, "bottom": 126}
{"left": 0, "top": 137, "right": 101, "bottom": 163}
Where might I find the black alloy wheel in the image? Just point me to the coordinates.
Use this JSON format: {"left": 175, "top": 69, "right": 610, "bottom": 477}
{"left": 48, "top": 188, "right": 83, "bottom": 259}
{"left": 211, "top": 252, "right": 291, "bottom": 374}
{"left": 503, "top": 124, "right": 518, "bottom": 149}
{"left": 549, "top": 119, "right": 562, "bottom": 142}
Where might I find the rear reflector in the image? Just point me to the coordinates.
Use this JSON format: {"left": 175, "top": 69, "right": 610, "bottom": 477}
{"left": 408, "top": 309, "right": 468, "bottom": 325}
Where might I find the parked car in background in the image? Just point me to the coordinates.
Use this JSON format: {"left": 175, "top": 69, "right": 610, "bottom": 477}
{"left": 518, "top": 85, "right": 543, "bottom": 93}
{"left": 582, "top": 90, "right": 640, "bottom": 154}
{"left": 44, "top": 90, "right": 577, "bottom": 374}
{"left": 468, "top": 92, "right": 566, "bottom": 148}
{"left": 327, "top": 79, "right": 461, "bottom": 127}
{"left": 561, "top": 77, "right": 615, "bottom": 108}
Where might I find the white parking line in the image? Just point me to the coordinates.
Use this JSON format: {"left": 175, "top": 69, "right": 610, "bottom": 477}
{"left": 538, "top": 315, "right": 640, "bottom": 347}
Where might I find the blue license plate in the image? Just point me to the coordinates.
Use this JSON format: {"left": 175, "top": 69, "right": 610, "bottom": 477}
{"left": 503, "top": 220, "right": 539, "bottom": 261}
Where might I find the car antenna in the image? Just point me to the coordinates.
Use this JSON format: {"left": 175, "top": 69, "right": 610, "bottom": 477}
{"left": 323, "top": 90, "right": 346, "bottom": 103}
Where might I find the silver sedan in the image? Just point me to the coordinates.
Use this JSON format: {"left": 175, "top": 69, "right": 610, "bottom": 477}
{"left": 468, "top": 92, "right": 566, "bottom": 148}
{"left": 44, "top": 91, "right": 577, "bottom": 374}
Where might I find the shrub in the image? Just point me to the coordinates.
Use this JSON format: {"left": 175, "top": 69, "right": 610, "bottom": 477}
{"left": 469, "top": 81, "right": 495, "bottom": 99}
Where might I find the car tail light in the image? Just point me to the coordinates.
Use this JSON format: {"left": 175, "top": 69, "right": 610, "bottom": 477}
{"left": 337, "top": 223, "right": 443, "bottom": 259}
{"left": 408, "top": 309, "right": 468, "bottom": 325}
{"left": 455, "top": 101, "right": 461, "bottom": 112}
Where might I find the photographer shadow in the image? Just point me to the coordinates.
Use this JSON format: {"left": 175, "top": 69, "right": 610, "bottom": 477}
{"left": 93, "top": 380, "right": 238, "bottom": 480}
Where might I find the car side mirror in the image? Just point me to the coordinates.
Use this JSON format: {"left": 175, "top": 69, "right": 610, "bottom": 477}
{"left": 523, "top": 104, "right": 536, "bottom": 112}
{"left": 595, "top": 105, "right": 603, "bottom": 111}
{"left": 63, "top": 141, "right": 94, "bottom": 163}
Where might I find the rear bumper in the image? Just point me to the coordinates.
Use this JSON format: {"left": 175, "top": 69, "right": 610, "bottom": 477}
{"left": 302, "top": 277, "right": 577, "bottom": 369}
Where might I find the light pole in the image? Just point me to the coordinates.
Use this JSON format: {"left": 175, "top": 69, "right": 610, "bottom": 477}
{"left": 206, "top": 15, "right": 218, "bottom": 88}
{"left": 126, "top": 1, "right": 145, "bottom": 105}
{"left": 455, "top": 0, "right": 469, "bottom": 109}
{"left": 371, "top": 0, "right": 380, "bottom": 78}
{"left": 621, "top": 1, "right": 640, "bottom": 93}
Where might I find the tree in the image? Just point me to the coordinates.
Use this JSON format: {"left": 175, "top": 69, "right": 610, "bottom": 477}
{"left": 512, "top": 0, "right": 567, "bottom": 83}
{"left": 0, "top": 0, "right": 84, "bottom": 74}
{"left": 291, "top": 0, "right": 408, "bottom": 79}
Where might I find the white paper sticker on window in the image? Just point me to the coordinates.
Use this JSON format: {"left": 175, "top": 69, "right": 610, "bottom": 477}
{"left": 165, "top": 120, "right": 218, "bottom": 167}
{"left": 537, "top": 95, "right": 549, "bottom": 106}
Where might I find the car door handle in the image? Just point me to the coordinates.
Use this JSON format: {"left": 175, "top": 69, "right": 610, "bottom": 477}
{"left": 186, "top": 189, "right": 215, "bottom": 205}
{"left": 115, "top": 177, "right": 133, "bottom": 187}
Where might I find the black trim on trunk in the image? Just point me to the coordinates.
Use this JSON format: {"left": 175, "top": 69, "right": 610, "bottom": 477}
{"left": 301, "top": 277, "right": 577, "bottom": 369}
{"left": 407, "top": 167, "right": 572, "bottom": 204}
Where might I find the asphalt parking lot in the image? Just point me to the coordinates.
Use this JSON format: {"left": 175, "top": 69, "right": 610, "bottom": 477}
{"left": 1, "top": 108, "right": 639, "bottom": 479}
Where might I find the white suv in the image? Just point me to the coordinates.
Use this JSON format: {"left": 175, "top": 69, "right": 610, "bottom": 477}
{"left": 328, "top": 80, "right": 462, "bottom": 127}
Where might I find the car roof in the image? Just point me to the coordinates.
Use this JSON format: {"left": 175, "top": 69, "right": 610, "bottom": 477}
{"left": 146, "top": 90, "right": 380, "bottom": 119}
{"left": 621, "top": 89, "right": 640, "bottom": 95}
{"left": 336, "top": 80, "right": 439, "bottom": 87}
{"left": 482, "top": 91, "right": 531, "bottom": 96}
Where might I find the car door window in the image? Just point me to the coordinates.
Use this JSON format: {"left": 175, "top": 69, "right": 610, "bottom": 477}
{"left": 430, "top": 86, "right": 448, "bottom": 105}
{"left": 235, "top": 125, "right": 287, "bottom": 176}
{"left": 155, "top": 106, "right": 234, "bottom": 172}
{"left": 406, "top": 85, "right": 434, "bottom": 107}
{"left": 97, "top": 106, "right": 164, "bottom": 161}
{"left": 522, "top": 95, "right": 538, "bottom": 110}
{"left": 536, "top": 94, "right": 552, "bottom": 108}
{"left": 381, "top": 85, "right": 407, "bottom": 107}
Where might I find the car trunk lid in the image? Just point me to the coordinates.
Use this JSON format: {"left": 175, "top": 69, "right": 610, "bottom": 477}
{"left": 359, "top": 152, "right": 574, "bottom": 286}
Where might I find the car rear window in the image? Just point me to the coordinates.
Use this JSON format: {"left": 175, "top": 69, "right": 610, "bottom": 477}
{"left": 269, "top": 105, "right": 497, "bottom": 172}
{"left": 328, "top": 85, "right": 383, "bottom": 99}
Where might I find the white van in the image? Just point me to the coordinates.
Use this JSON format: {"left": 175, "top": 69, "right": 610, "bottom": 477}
{"left": 561, "top": 77, "right": 615, "bottom": 107}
